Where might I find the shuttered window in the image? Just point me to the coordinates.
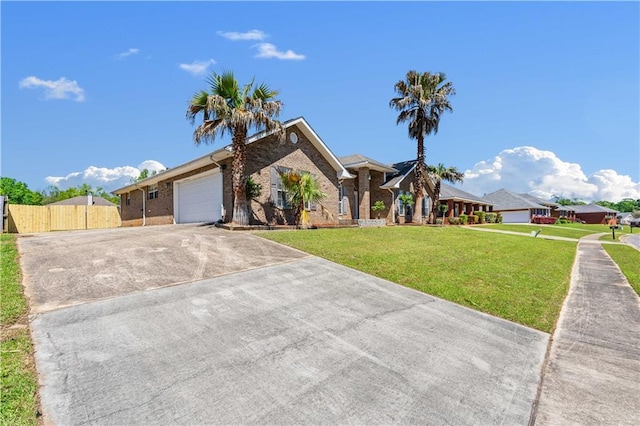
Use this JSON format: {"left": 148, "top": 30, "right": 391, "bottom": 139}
{"left": 270, "top": 166, "right": 291, "bottom": 209}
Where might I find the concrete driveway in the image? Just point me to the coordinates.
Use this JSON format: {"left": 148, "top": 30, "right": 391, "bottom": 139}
{"left": 20, "top": 224, "right": 549, "bottom": 425}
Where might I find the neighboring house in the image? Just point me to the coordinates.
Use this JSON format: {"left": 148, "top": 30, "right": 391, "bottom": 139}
{"left": 567, "top": 204, "right": 619, "bottom": 225}
{"left": 619, "top": 212, "right": 640, "bottom": 225}
{"left": 438, "top": 184, "right": 494, "bottom": 220}
{"left": 482, "top": 189, "right": 551, "bottom": 223}
{"left": 113, "top": 117, "right": 352, "bottom": 227}
{"left": 48, "top": 195, "right": 117, "bottom": 207}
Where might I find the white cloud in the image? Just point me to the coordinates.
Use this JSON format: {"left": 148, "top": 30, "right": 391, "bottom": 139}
{"left": 217, "top": 29, "right": 266, "bottom": 41}
{"left": 179, "top": 59, "right": 217, "bottom": 76}
{"left": 45, "top": 161, "right": 167, "bottom": 193}
{"left": 253, "top": 43, "right": 306, "bottom": 60}
{"left": 116, "top": 48, "right": 140, "bottom": 59}
{"left": 19, "top": 76, "right": 85, "bottom": 102}
{"left": 459, "top": 146, "right": 640, "bottom": 203}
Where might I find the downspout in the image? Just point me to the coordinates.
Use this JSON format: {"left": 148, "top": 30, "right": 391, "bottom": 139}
{"left": 135, "top": 186, "right": 146, "bottom": 226}
{"left": 210, "top": 155, "right": 224, "bottom": 220}
{"left": 388, "top": 189, "right": 395, "bottom": 224}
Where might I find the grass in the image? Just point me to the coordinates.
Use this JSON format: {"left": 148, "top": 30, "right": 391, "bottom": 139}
{"left": 258, "top": 226, "right": 576, "bottom": 333}
{"left": 1, "top": 234, "right": 40, "bottom": 426}
{"left": 476, "top": 223, "right": 633, "bottom": 242}
{"left": 603, "top": 244, "right": 640, "bottom": 295}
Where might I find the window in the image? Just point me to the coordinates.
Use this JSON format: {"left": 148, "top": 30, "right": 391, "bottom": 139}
{"left": 398, "top": 191, "right": 405, "bottom": 216}
{"left": 338, "top": 183, "right": 347, "bottom": 215}
{"left": 148, "top": 184, "right": 158, "bottom": 200}
{"left": 271, "top": 166, "right": 291, "bottom": 209}
{"left": 125, "top": 193, "right": 131, "bottom": 206}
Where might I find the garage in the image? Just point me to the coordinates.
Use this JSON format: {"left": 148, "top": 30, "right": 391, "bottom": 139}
{"left": 500, "top": 210, "right": 531, "bottom": 223}
{"left": 174, "top": 170, "right": 223, "bottom": 223}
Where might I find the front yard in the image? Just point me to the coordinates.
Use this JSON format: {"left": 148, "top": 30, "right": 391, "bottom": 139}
{"left": 258, "top": 226, "right": 576, "bottom": 333}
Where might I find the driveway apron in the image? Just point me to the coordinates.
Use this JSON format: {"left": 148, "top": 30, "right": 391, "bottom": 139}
{"left": 21, "top": 225, "right": 549, "bottom": 425}
{"left": 534, "top": 234, "right": 640, "bottom": 425}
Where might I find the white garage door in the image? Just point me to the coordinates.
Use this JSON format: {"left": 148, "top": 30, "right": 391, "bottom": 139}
{"left": 174, "top": 171, "right": 223, "bottom": 224}
{"left": 501, "top": 210, "right": 531, "bottom": 223}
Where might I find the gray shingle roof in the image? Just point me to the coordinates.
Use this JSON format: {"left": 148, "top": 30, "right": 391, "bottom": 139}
{"left": 440, "top": 184, "right": 492, "bottom": 205}
{"left": 567, "top": 204, "right": 619, "bottom": 214}
{"left": 483, "top": 189, "right": 549, "bottom": 211}
{"left": 339, "top": 154, "right": 397, "bottom": 173}
{"left": 380, "top": 160, "right": 416, "bottom": 189}
{"left": 518, "top": 193, "right": 558, "bottom": 207}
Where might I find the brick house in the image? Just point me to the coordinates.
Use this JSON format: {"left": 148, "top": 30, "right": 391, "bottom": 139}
{"left": 113, "top": 117, "right": 352, "bottom": 227}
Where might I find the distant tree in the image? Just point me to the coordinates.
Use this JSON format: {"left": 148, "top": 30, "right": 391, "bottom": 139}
{"left": 40, "top": 184, "right": 119, "bottom": 205}
{"left": 187, "top": 70, "right": 285, "bottom": 226}
{"left": 426, "top": 163, "right": 464, "bottom": 223}
{"left": 390, "top": 70, "right": 455, "bottom": 223}
{"left": 555, "top": 197, "right": 586, "bottom": 206}
{"left": 130, "top": 168, "right": 165, "bottom": 183}
{"left": 0, "top": 177, "right": 43, "bottom": 205}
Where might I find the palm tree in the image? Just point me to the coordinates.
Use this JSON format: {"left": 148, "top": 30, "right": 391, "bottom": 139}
{"left": 278, "top": 170, "right": 326, "bottom": 228}
{"left": 427, "top": 163, "right": 464, "bottom": 223}
{"left": 186, "top": 71, "right": 285, "bottom": 225}
{"left": 390, "top": 71, "right": 455, "bottom": 223}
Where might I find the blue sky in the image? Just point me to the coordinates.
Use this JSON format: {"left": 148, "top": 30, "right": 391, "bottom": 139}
{"left": 2, "top": 1, "right": 639, "bottom": 202}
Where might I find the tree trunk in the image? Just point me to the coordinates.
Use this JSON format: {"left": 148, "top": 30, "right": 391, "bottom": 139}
{"left": 430, "top": 181, "right": 442, "bottom": 224}
{"left": 231, "top": 127, "right": 249, "bottom": 226}
{"left": 414, "top": 136, "right": 425, "bottom": 223}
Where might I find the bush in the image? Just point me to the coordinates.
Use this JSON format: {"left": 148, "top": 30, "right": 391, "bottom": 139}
{"left": 435, "top": 218, "right": 444, "bottom": 225}
{"left": 447, "top": 217, "right": 460, "bottom": 225}
{"left": 459, "top": 214, "right": 468, "bottom": 225}
{"left": 485, "top": 213, "right": 497, "bottom": 223}
{"left": 469, "top": 214, "right": 478, "bottom": 225}
{"left": 496, "top": 212, "right": 503, "bottom": 224}
{"left": 474, "top": 211, "right": 486, "bottom": 224}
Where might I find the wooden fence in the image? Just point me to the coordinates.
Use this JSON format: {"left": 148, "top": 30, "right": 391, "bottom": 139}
{"left": 7, "top": 205, "right": 121, "bottom": 233}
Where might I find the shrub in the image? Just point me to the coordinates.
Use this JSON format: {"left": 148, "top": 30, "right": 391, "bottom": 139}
{"left": 459, "top": 214, "right": 468, "bottom": 225}
{"left": 372, "top": 200, "right": 385, "bottom": 219}
{"left": 496, "top": 212, "right": 503, "bottom": 224}
{"left": 485, "top": 213, "right": 497, "bottom": 223}
{"left": 469, "top": 214, "right": 478, "bottom": 225}
{"left": 447, "top": 217, "right": 460, "bottom": 225}
{"left": 474, "top": 211, "right": 486, "bottom": 224}
{"left": 435, "top": 218, "right": 443, "bottom": 225}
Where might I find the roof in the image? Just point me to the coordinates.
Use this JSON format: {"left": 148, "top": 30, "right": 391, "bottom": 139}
{"left": 113, "top": 117, "right": 353, "bottom": 195}
{"left": 440, "top": 184, "right": 493, "bottom": 205}
{"left": 482, "top": 189, "right": 550, "bottom": 211}
{"left": 380, "top": 160, "right": 417, "bottom": 189}
{"left": 339, "top": 154, "right": 397, "bottom": 173}
{"left": 518, "top": 193, "right": 559, "bottom": 207}
{"left": 48, "top": 195, "right": 117, "bottom": 206}
{"left": 567, "top": 204, "right": 619, "bottom": 214}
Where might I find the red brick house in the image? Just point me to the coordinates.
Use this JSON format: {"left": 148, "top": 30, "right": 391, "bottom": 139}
{"left": 113, "top": 117, "right": 352, "bottom": 227}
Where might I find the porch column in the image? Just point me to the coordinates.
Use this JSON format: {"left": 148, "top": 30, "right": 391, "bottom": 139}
{"left": 358, "top": 167, "right": 370, "bottom": 220}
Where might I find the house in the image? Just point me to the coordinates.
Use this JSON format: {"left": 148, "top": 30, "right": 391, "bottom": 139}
{"left": 566, "top": 204, "right": 619, "bottom": 225}
{"left": 113, "top": 117, "right": 352, "bottom": 227}
{"left": 619, "top": 212, "right": 640, "bottom": 225}
{"left": 482, "top": 189, "right": 551, "bottom": 223}
{"left": 438, "top": 184, "right": 494, "bottom": 221}
{"left": 113, "top": 117, "right": 495, "bottom": 228}
{"left": 340, "top": 158, "right": 492, "bottom": 224}
{"left": 48, "top": 194, "right": 117, "bottom": 207}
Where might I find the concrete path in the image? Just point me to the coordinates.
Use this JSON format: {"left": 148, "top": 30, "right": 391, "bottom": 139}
{"left": 534, "top": 233, "right": 640, "bottom": 425}
{"left": 20, "top": 225, "right": 549, "bottom": 425}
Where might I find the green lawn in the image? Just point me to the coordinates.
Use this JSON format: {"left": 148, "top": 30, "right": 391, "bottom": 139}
{"left": 603, "top": 244, "right": 640, "bottom": 295}
{"left": 476, "top": 223, "right": 633, "bottom": 242}
{"left": 258, "top": 226, "right": 576, "bottom": 333}
{"left": 1, "top": 234, "right": 40, "bottom": 426}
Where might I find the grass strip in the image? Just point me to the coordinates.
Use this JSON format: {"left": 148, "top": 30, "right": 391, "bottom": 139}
{"left": 258, "top": 226, "right": 575, "bottom": 333}
{"left": 603, "top": 244, "right": 640, "bottom": 295}
{"left": 1, "top": 234, "right": 40, "bottom": 425}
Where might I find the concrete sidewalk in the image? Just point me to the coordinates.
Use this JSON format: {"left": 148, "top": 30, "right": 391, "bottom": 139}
{"left": 534, "top": 234, "right": 640, "bottom": 425}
